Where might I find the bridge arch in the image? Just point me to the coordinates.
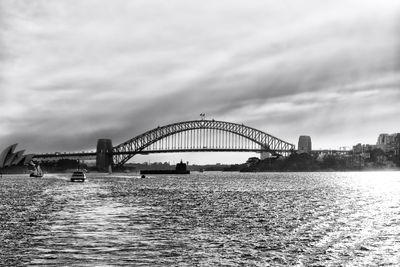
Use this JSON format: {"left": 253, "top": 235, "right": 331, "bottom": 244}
{"left": 112, "top": 120, "right": 295, "bottom": 167}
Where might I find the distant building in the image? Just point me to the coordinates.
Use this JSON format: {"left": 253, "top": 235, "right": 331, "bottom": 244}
{"left": 0, "top": 144, "right": 33, "bottom": 174}
{"left": 246, "top": 157, "right": 260, "bottom": 166}
{"left": 352, "top": 143, "right": 375, "bottom": 154}
{"left": 350, "top": 133, "right": 400, "bottom": 168}
{"left": 377, "top": 134, "right": 389, "bottom": 145}
{"left": 0, "top": 144, "right": 33, "bottom": 169}
{"left": 298, "top": 136, "right": 312, "bottom": 154}
{"left": 376, "top": 133, "right": 400, "bottom": 153}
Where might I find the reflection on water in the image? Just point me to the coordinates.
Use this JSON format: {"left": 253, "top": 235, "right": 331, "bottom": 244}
{"left": 1, "top": 172, "right": 400, "bottom": 266}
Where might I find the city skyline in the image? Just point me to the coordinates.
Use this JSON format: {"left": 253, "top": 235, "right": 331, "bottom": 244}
{"left": 1, "top": 0, "right": 400, "bottom": 164}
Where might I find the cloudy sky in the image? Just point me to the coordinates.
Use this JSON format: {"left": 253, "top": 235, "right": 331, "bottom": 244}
{"left": 1, "top": 0, "right": 399, "bottom": 164}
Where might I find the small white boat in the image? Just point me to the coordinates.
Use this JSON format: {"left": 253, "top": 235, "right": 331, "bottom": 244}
{"left": 70, "top": 171, "right": 86, "bottom": 182}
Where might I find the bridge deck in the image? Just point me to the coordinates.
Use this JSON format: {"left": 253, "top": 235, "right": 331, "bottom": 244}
{"left": 33, "top": 148, "right": 293, "bottom": 159}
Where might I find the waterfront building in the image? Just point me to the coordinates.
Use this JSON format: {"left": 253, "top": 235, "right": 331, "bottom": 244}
{"left": 351, "top": 133, "right": 400, "bottom": 168}
{"left": 298, "top": 136, "right": 312, "bottom": 154}
{"left": 0, "top": 144, "right": 34, "bottom": 174}
{"left": 352, "top": 143, "right": 375, "bottom": 155}
{"left": 377, "top": 134, "right": 389, "bottom": 145}
{"left": 0, "top": 144, "right": 33, "bottom": 169}
{"left": 376, "top": 133, "right": 400, "bottom": 153}
{"left": 246, "top": 157, "right": 260, "bottom": 166}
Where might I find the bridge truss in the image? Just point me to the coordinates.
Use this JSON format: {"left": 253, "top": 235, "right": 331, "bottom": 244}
{"left": 112, "top": 120, "right": 295, "bottom": 167}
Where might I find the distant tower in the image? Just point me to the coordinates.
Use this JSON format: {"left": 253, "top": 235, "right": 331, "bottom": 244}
{"left": 298, "top": 136, "right": 312, "bottom": 154}
{"left": 96, "top": 139, "right": 113, "bottom": 172}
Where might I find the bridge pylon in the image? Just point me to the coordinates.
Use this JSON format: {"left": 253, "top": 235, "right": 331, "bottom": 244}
{"left": 96, "top": 139, "right": 113, "bottom": 172}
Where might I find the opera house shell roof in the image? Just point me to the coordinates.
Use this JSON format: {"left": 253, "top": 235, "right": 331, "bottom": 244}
{"left": 0, "top": 144, "right": 34, "bottom": 168}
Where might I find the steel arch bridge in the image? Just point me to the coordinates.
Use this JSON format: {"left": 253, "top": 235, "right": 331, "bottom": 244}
{"left": 112, "top": 120, "right": 295, "bottom": 167}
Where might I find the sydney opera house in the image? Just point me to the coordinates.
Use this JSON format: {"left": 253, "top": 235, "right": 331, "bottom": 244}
{"left": 0, "top": 144, "right": 34, "bottom": 170}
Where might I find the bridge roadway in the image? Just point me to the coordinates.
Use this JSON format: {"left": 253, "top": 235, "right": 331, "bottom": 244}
{"left": 32, "top": 148, "right": 293, "bottom": 160}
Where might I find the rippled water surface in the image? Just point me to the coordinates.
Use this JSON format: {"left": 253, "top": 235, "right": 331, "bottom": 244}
{"left": 1, "top": 172, "right": 400, "bottom": 266}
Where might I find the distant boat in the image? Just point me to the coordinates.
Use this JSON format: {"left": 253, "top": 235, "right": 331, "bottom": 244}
{"left": 140, "top": 160, "right": 190, "bottom": 175}
{"left": 70, "top": 171, "right": 86, "bottom": 182}
{"left": 30, "top": 164, "right": 43, "bottom": 178}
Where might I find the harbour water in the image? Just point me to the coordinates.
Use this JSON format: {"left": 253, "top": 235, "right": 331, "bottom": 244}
{"left": 1, "top": 172, "right": 400, "bottom": 266}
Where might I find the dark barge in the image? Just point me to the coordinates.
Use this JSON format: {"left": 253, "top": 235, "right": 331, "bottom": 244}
{"left": 140, "top": 161, "right": 190, "bottom": 175}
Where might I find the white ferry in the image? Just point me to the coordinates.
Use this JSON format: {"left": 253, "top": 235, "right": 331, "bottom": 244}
{"left": 70, "top": 171, "right": 86, "bottom": 182}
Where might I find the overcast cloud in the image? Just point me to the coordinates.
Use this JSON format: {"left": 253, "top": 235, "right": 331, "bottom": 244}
{"left": 0, "top": 0, "right": 399, "bottom": 163}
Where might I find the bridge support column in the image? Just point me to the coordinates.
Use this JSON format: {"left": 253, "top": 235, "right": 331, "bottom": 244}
{"left": 260, "top": 151, "right": 272, "bottom": 160}
{"left": 260, "top": 145, "right": 271, "bottom": 160}
{"left": 96, "top": 139, "right": 113, "bottom": 172}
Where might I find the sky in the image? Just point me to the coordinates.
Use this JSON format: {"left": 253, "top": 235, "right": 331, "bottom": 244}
{"left": 0, "top": 0, "right": 399, "bottom": 164}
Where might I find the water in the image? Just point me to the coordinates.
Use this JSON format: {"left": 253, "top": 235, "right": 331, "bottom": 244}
{"left": 1, "top": 172, "right": 400, "bottom": 266}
